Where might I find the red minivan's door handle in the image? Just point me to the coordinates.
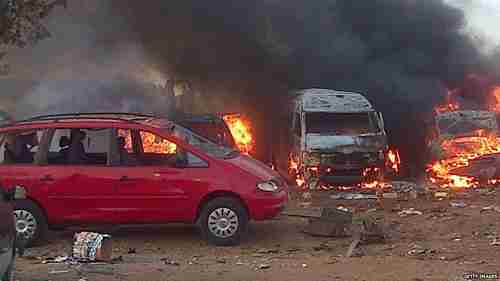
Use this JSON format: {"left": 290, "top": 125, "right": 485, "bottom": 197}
{"left": 120, "top": 176, "right": 134, "bottom": 182}
{"left": 40, "top": 175, "right": 54, "bottom": 182}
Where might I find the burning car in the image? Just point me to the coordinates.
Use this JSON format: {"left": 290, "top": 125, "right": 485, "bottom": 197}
{"left": 427, "top": 110, "right": 500, "bottom": 188}
{"left": 285, "top": 89, "right": 398, "bottom": 190}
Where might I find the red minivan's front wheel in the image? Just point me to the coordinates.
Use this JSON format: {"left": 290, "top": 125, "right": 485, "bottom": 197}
{"left": 199, "top": 197, "right": 248, "bottom": 246}
{"left": 13, "top": 200, "right": 48, "bottom": 247}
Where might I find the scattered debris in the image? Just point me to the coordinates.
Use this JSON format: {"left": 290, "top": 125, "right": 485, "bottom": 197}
{"left": 216, "top": 258, "right": 227, "bottom": 264}
{"left": 450, "top": 201, "right": 467, "bottom": 208}
{"left": 480, "top": 205, "right": 500, "bottom": 213}
{"left": 258, "top": 264, "right": 271, "bottom": 270}
{"left": 398, "top": 208, "right": 423, "bottom": 217}
{"left": 161, "top": 258, "right": 180, "bottom": 266}
{"left": 73, "top": 232, "right": 113, "bottom": 262}
{"left": 256, "top": 248, "right": 280, "bottom": 254}
{"left": 330, "top": 192, "right": 378, "bottom": 200}
{"left": 490, "top": 238, "right": 500, "bottom": 246}
{"left": 303, "top": 207, "right": 353, "bottom": 237}
{"left": 346, "top": 237, "right": 363, "bottom": 258}
{"left": 49, "top": 270, "right": 70, "bottom": 275}
{"left": 337, "top": 206, "right": 350, "bottom": 212}
{"left": 434, "top": 191, "right": 449, "bottom": 199}
{"left": 301, "top": 263, "right": 308, "bottom": 268}
{"left": 42, "top": 256, "right": 70, "bottom": 264}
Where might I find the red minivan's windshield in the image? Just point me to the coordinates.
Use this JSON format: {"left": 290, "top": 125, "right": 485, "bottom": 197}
{"left": 166, "top": 124, "right": 239, "bottom": 159}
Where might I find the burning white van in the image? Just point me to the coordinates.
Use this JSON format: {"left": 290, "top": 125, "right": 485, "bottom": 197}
{"left": 286, "top": 89, "right": 393, "bottom": 190}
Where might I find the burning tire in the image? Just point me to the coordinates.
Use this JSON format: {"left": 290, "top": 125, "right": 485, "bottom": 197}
{"left": 199, "top": 197, "right": 248, "bottom": 246}
{"left": 13, "top": 200, "right": 48, "bottom": 247}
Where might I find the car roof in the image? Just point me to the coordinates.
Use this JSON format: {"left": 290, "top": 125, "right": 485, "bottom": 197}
{"left": 0, "top": 112, "right": 175, "bottom": 131}
{"left": 291, "top": 88, "right": 374, "bottom": 113}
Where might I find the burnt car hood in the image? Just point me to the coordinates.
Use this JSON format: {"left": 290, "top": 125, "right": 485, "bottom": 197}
{"left": 305, "top": 134, "right": 386, "bottom": 153}
{"left": 225, "top": 154, "right": 281, "bottom": 181}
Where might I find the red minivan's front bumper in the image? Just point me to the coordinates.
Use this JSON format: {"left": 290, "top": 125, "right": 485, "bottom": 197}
{"left": 248, "top": 189, "right": 288, "bottom": 221}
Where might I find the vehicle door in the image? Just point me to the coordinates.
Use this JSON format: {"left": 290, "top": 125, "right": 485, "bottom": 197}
{"left": 0, "top": 129, "right": 51, "bottom": 214}
{"left": 112, "top": 128, "right": 211, "bottom": 223}
{"left": 44, "top": 127, "right": 118, "bottom": 224}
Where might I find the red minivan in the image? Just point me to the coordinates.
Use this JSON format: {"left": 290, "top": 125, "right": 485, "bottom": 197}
{"left": 0, "top": 113, "right": 288, "bottom": 246}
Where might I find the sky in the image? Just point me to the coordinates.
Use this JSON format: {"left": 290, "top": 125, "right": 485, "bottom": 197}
{"left": 446, "top": 0, "right": 500, "bottom": 53}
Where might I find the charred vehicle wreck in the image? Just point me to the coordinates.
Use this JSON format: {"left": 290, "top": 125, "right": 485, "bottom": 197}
{"left": 427, "top": 110, "right": 500, "bottom": 189}
{"left": 284, "top": 89, "right": 395, "bottom": 190}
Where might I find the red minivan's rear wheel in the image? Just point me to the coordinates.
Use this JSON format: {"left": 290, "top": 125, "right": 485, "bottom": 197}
{"left": 13, "top": 200, "right": 48, "bottom": 247}
{"left": 199, "top": 197, "right": 248, "bottom": 246}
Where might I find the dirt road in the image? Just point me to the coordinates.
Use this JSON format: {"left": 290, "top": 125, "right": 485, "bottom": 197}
{"left": 14, "top": 188, "right": 500, "bottom": 281}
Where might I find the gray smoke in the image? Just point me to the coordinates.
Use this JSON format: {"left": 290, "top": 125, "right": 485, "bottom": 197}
{"left": 4, "top": 1, "right": 172, "bottom": 119}
{"left": 2, "top": 0, "right": 496, "bottom": 176}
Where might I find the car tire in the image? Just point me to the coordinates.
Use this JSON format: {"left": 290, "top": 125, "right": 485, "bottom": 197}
{"left": 13, "top": 200, "right": 48, "bottom": 247}
{"left": 199, "top": 197, "right": 248, "bottom": 246}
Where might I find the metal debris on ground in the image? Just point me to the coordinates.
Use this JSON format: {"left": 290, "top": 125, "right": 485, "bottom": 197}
{"left": 161, "top": 258, "right": 180, "bottom": 266}
{"left": 450, "top": 201, "right": 467, "bottom": 208}
{"left": 42, "top": 256, "right": 70, "bottom": 264}
{"left": 49, "top": 270, "right": 70, "bottom": 274}
{"left": 330, "top": 192, "right": 378, "bottom": 200}
{"left": 398, "top": 208, "right": 423, "bottom": 217}
{"left": 303, "top": 207, "right": 353, "bottom": 237}
{"left": 256, "top": 248, "right": 280, "bottom": 254}
{"left": 480, "top": 205, "right": 500, "bottom": 213}
{"left": 258, "top": 264, "right": 271, "bottom": 270}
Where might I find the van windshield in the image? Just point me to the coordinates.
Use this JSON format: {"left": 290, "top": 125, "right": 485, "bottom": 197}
{"left": 305, "top": 112, "right": 380, "bottom": 135}
{"left": 162, "top": 124, "right": 239, "bottom": 159}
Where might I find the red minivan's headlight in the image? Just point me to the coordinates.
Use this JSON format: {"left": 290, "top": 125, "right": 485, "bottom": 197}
{"left": 257, "top": 180, "right": 279, "bottom": 192}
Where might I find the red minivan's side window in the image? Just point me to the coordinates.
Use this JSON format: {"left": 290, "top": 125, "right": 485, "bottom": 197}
{"left": 47, "top": 128, "right": 110, "bottom": 165}
{"left": 0, "top": 129, "right": 45, "bottom": 165}
{"left": 139, "top": 130, "right": 208, "bottom": 168}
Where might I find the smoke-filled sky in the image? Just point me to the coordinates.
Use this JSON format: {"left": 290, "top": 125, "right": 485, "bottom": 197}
{"left": 446, "top": 0, "right": 500, "bottom": 52}
{"left": 1, "top": 0, "right": 499, "bottom": 173}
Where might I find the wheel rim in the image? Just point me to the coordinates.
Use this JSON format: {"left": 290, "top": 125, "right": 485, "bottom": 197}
{"left": 208, "top": 207, "right": 239, "bottom": 238}
{"left": 14, "top": 210, "right": 37, "bottom": 241}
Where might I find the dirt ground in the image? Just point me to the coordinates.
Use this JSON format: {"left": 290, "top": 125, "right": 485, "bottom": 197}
{"left": 14, "top": 187, "right": 500, "bottom": 281}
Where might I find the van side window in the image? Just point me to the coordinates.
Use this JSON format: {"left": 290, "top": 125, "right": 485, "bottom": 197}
{"left": 294, "top": 113, "right": 301, "bottom": 137}
{"left": 139, "top": 131, "right": 208, "bottom": 168}
{"left": 0, "top": 130, "right": 44, "bottom": 165}
{"left": 47, "top": 128, "right": 110, "bottom": 165}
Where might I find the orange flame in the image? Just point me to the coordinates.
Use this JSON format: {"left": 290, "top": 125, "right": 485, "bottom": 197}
{"left": 118, "top": 130, "right": 176, "bottom": 154}
{"left": 223, "top": 114, "right": 255, "bottom": 155}
{"left": 386, "top": 148, "right": 401, "bottom": 174}
{"left": 434, "top": 89, "right": 459, "bottom": 114}
{"left": 489, "top": 86, "right": 500, "bottom": 113}
{"left": 427, "top": 130, "right": 500, "bottom": 189}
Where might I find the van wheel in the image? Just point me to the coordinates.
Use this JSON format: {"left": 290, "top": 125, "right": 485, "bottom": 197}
{"left": 199, "top": 197, "right": 248, "bottom": 246}
{"left": 13, "top": 200, "right": 48, "bottom": 247}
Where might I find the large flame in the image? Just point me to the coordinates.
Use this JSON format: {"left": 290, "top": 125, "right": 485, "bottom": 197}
{"left": 118, "top": 130, "right": 176, "bottom": 154}
{"left": 427, "top": 130, "right": 500, "bottom": 189}
{"left": 222, "top": 114, "right": 255, "bottom": 155}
